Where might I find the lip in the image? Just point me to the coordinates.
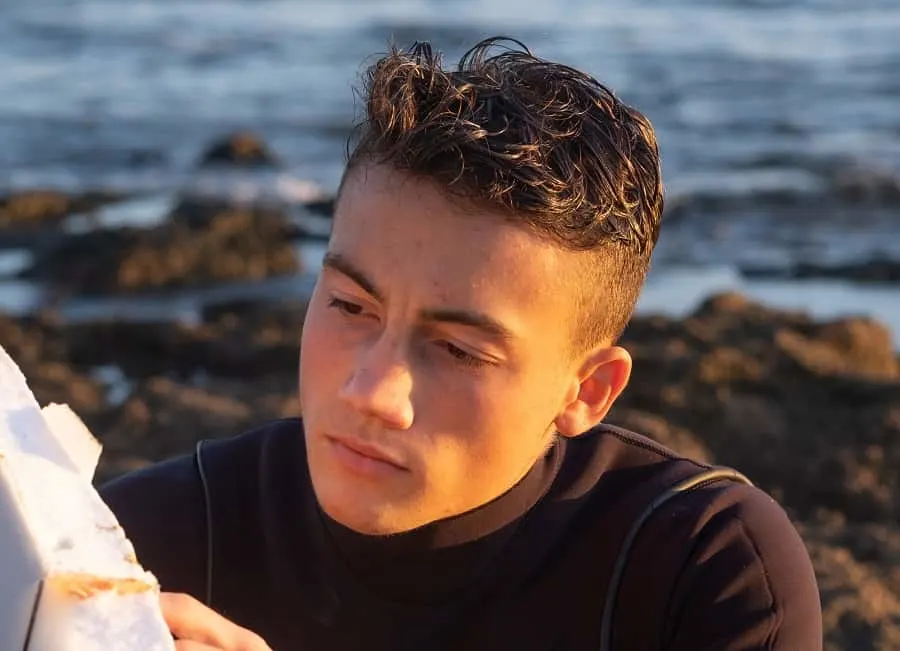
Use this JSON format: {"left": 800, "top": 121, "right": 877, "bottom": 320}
{"left": 326, "top": 434, "right": 408, "bottom": 471}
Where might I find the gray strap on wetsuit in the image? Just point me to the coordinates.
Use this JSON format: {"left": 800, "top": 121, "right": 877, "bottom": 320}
{"left": 195, "top": 439, "right": 215, "bottom": 608}
{"left": 598, "top": 466, "right": 753, "bottom": 651}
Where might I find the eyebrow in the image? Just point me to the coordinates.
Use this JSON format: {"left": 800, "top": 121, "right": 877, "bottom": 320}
{"left": 420, "top": 308, "right": 515, "bottom": 341}
{"left": 322, "top": 251, "right": 385, "bottom": 302}
{"left": 321, "top": 251, "right": 515, "bottom": 341}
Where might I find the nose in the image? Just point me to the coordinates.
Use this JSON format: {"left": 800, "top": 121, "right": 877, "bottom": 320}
{"left": 338, "top": 341, "right": 414, "bottom": 430}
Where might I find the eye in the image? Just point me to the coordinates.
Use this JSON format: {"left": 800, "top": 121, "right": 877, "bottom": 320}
{"left": 327, "top": 297, "right": 364, "bottom": 316}
{"left": 439, "top": 341, "right": 488, "bottom": 368}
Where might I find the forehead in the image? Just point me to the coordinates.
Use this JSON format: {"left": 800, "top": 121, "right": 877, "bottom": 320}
{"left": 331, "top": 165, "right": 581, "bottom": 310}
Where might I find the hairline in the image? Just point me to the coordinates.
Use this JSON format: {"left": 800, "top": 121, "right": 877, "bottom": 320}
{"left": 336, "top": 160, "right": 632, "bottom": 357}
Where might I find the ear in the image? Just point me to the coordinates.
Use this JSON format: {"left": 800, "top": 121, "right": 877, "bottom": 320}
{"left": 554, "top": 346, "right": 632, "bottom": 438}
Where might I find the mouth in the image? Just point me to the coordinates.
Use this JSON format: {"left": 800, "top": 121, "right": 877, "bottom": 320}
{"left": 325, "top": 434, "right": 409, "bottom": 476}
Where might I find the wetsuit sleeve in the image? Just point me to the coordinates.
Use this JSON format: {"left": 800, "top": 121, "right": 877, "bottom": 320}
{"left": 663, "top": 484, "right": 823, "bottom": 650}
{"left": 98, "top": 452, "right": 208, "bottom": 601}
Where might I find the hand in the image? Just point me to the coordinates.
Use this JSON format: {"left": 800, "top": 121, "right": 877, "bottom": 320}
{"left": 160, "top": 592, "right": 273, "bottom": 650}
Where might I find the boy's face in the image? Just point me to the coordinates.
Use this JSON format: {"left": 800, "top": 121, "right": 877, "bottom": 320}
{"left": 299, "top": 164, "right": 620, "bottom": 535}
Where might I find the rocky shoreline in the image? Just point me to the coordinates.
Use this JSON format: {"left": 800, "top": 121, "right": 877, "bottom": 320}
{"left": 1, "top": 292, "right": 898, "bottom": 649}
{"left": 0, "top": 133, "right": 329, "bottom": 298}
{"left": 3, "top": 132, "right": 899, "bottom": 296}
{"left": 2, "top": 132, "right": 899, "bottom": 648}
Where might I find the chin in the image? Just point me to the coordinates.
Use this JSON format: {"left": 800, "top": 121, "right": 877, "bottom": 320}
{"left": 322, "top": 500, "right": 394, "bottom": 535}
{"left": 306, "top": 457, "right": 410, "bottom": 535}
{"left": 305, "top": 428, "right": 427, "bottom": 534}
{"left": 314, "top": 481, "right": 411, "bottom": 535}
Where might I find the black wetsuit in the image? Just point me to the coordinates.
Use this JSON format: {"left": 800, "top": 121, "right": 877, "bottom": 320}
{"left": 100, "top": 418, "right": 822, "bottom": 650}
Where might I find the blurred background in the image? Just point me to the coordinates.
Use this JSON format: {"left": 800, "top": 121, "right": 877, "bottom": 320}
{"left": 1, "top": 1, "right": 899, "bottom": 649}
{"left": 1, "top": 0, "right": 899, "bottom": 328}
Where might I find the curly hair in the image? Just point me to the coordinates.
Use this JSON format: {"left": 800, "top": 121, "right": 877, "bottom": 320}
{"left": 344, "top": 37, "right": 664, "bottom": 348}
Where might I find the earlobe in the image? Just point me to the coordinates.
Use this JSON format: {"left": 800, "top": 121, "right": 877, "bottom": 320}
{"left": 555, "top": 346, "right": 632, "bottom": 438}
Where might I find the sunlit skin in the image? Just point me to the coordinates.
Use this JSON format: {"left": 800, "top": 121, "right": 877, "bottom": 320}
{"left": 298, "top": 163, "right": 633, "bottom": 535}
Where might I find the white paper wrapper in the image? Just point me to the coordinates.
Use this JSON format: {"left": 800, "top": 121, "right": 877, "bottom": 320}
{"left": 0, "top": 344, "right": 175, "bottom": 650}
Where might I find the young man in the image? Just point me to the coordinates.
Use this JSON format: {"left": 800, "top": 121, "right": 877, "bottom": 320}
{"left": 101, "top": 38, "right": 822, "bottom": 650}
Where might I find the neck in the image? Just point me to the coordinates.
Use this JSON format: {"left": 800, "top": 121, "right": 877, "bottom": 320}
{"left": 316, "top": 437, "right": 566, "bottom": 603}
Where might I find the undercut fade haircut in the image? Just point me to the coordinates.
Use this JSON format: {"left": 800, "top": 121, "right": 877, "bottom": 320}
{"left": 344, "top": 36, "right": 664, "bottom": 349}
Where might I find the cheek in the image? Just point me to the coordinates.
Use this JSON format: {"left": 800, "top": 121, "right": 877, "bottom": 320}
{"left": 425, "top": 370, "right": 543, "bottom": 456}
{"left": 300, "top": 301, "right": 346, "bottom": 395}
{"left": 420, "top": 373, "right": 555, "bottom": 511}
{"left": 469, "top": 366, "right": 563, "bottom": 453}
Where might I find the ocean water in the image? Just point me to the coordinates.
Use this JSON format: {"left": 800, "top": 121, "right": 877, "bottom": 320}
{"left": 1, "top": 0, "right": 899, "bottom": 341}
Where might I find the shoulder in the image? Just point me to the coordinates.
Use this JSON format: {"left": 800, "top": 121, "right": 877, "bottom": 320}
{"left": 593, "top": 428, "right": 821, "bottom": 649}
{"left": 662, "top": 480, "right": 822, "bottom": 649}
{"left": 556, "top": 423, "right": 713, "bottom": 503}
{"left": 568, "top": 424, "right": 821, "bottom": 649}
{"left": 98, "top": 418, "right": 303, "bottom": 597}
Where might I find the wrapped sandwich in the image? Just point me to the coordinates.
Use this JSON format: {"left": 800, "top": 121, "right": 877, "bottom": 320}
{"left": 0, "top": 344, "right": 174, "bottom": 650}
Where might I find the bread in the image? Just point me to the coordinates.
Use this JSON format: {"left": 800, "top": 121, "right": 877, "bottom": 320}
{"left": 0, "top": 344, "right": 174, "bottom": 650}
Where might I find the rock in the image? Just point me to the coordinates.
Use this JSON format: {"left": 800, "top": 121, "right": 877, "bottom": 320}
{"left": 64, "top": 312, "right": 301, "bottom": 380}
{"left": 0, "top": 312, "right": 299, "bottom": 483}
{"left": 0, "top": 313, "right": 108, "bottom": 418}
{"left": 201, "top": 297, "right": 307, "bottom": 335}
{"left": 169, "top": 187, "right": 333, "bottom": 237}
{"left": 609, "top": 408, "right": 713, "bottom": 464}
{"left": 0, "top": 312, "right": 67, "bottom": 368}
{"left": 740, "top": 258, "right": 900, "bottom": 283}
{"left": 64, "top": 320, "right": 210, "bottom": 379}
{"left": 88, "top": 375, "right": 298, "bottom": 484}
{"left": 89, "top": 376, "right": 254, "bottom": 482}
{"left": 614, "top": 291, "right": 900, "bottom": 523}
{"left": 775, "top": 318, "right": 899, "bottom": 383}
{"left": 797, "top": 511, "right": 900, "bottom": 651}
{"left": 0, "top": 190, "right": 70, "bottom": 227}
{"left": 167, "top": 193, "right": 328, "bottom": 242}
{"left": 168, "top": 195, "right": 291, "bottom": 231}
{"left": 19, "top": 210, "right": 301, "bottom": 295}
{"left": 0, "top": 189, "right": 125, "bottom": 230}
{"left": 197, "top": 131, "right": 281, "bottom": 168}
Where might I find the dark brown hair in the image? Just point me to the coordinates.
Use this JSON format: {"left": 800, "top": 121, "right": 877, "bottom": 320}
{"left": 345, "top": 37, "right": 664, "bottom": 348}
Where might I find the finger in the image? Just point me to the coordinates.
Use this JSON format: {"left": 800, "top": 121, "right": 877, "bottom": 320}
{"left": 161, "top": 592, "right": 227, "bottom": 646}
{"left": 174, "top": 641, "right": 220, "bottom": 651}
{"left": 160, "top": 592, "right": 272, "bottom": 650}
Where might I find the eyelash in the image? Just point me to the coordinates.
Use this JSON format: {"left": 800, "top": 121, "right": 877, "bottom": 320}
{"left": 327, "top": 297, "right": 488, "bottom": 369}
{"left": 327, "top": 296, "right": 363, "bottom": 316}
{"left": 439, "top": 341, "right": 488, "bottom": 368}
